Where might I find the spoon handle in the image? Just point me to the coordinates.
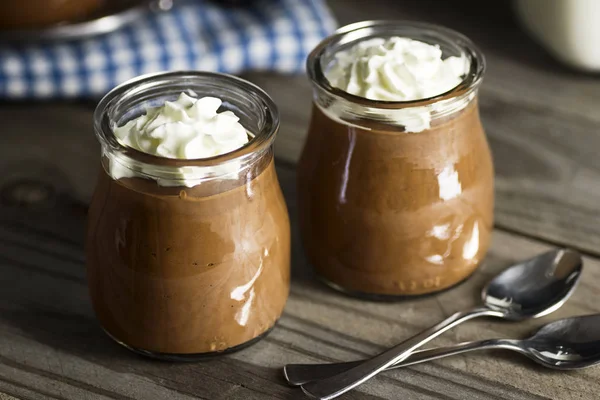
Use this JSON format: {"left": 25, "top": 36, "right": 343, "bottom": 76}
{"left": 286, "top": 338, "right": 518, "bottom": 386}
{"left": 301, "top": 307, "right": 504, "bottom": 399}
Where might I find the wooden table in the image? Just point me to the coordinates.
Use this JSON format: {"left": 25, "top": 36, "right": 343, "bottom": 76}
{"left": 1, "top": 1, "right": 600, "bottom": 399}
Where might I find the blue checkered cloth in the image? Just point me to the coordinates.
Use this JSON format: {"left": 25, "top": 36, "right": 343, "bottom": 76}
{"left": 0, "top": 0, "right": 336, "bottom": 99}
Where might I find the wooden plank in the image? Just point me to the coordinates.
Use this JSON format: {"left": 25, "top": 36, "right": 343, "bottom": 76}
{"left": 0, "top": 164, "right": 599, "bottom": 400}
{"left": 0, "top": 392, "right": 20, "bottom": 400}
{"left": 0, "top": 103, "right": 98, "bottom": 204}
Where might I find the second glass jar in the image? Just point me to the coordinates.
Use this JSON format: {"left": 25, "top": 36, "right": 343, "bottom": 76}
{"left": 297, "top": 21, "right": 494, "bottom": 298}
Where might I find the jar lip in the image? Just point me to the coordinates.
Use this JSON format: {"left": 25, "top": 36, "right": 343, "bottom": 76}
{"left": 93, "top": 71, "right": 280, "bottom": 168}
{"left": 306, "top": 20, "right": 486, "bottom": 109}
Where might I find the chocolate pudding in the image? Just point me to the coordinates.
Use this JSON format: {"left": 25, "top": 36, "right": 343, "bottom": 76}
{"left": 298, "top": 102, "right": 493, "bottom": 296}
{"left": 87, "top": 158, "right": 289, "bottom": 354}
{"left": 87, "top": 72, "right": 290, "bottom": 358}
{"left": 298, "top": 21, "right": 494, "bottom": 297}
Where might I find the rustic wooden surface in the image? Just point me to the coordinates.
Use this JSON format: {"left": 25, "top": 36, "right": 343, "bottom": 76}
{"left": 1, "top": 0, "right": 600, "bottom": 399}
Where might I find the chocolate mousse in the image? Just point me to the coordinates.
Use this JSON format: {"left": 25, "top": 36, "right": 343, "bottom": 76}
{"left": 297, "top": 101, "right": 493, "bottom": 296}
{"left": 87, "top": 157, "right": 290, "bottom": 354}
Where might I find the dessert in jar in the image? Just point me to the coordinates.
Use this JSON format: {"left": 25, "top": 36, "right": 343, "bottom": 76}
{"left": 86, "top": 71, "right": 290, "bottom": 359}
{"left": 297, "top": 21, "right": 494, "bottom": 298}
{"left": 0, "top": 0, "right": 104, "bottom": 30}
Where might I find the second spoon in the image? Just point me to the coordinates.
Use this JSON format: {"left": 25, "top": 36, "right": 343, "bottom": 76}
{"left": 286, "top": 313, "right": 600, "bottom": 386}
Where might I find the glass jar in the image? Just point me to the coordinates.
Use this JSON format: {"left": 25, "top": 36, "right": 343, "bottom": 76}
{"left": 87, "top": 71, "right": 290, "bottom": 360}
{"left": 298, "top": 21, "right": 494, "bottom": 299}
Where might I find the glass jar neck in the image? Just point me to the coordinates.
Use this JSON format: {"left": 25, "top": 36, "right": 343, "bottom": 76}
{"left": 306, "top": 21, "right": 486, "bottom": 132}
{"left": 93, "top": 71, "right": 279, "bottom": 187}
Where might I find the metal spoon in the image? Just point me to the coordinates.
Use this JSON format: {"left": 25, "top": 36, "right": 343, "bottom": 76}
{"left": 286, "top": 313, "right": 600, "bottom": 386}
{"left": 299, "top": 248, "right": 583, "bottom": 399}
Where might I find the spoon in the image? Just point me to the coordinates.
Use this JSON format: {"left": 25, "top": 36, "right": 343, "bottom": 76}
{"left": 286, "top": 313, "right": 600, "bottom": 386}
{"left": 299, "top": 248, "right": 583, "bottom": 399}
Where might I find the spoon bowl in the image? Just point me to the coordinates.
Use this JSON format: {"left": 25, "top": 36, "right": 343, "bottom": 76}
{"left": 483, "top": 249, "right": 583, "bottom": 320}
{"left": 524, "top": 314, "right": 600, "bottom": 369}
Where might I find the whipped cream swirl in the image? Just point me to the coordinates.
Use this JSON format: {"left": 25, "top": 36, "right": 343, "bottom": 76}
{"left": 110, "top": 93, "right": 249, "bottom": 187}
{"left": 114, "top": 93, "right": 248, "bottom": 159}
{"left": 324, "top": 37, "right": 469, "bottom": 132}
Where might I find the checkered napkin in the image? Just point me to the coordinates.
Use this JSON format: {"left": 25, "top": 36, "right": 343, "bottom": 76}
{"left": 0, "top": 0, "right": 336, "bottom": 99}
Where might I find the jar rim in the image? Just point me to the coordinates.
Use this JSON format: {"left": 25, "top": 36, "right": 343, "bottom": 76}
{"left": 93, "top": 71, "right": 280, "bottom": 169}
{"left": 306, "top": 20, "right": 486, "bottom": 109}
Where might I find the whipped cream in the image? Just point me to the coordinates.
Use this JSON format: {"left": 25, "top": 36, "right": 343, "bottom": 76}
{"left": 110, "top": 93, "right": 249, "bottom": 187}
{"left": 324, "top": 37, "right": 469, "bottom": 132}
{"left": 114, "top": 93, "right": 248, "bottom": 159}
